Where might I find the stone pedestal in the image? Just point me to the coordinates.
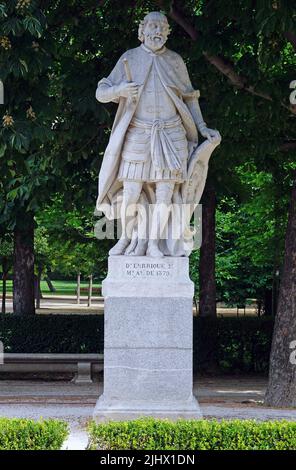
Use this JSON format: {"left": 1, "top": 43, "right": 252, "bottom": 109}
{"left": 93, "top": 256, "right": 201, "bottom": 421}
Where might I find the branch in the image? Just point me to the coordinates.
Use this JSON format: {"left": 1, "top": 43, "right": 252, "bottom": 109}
{"left": 202, "top": 53, "right": 248, "bottom": 89}
{"left": 160, "top": 1, "right": 296, "bottom": 114}
{"left": 203, "top": 53, "right": 275, "bottom": 101}
{"left": 168, "top": 3, "right": 198, "bottom": 41}
{"left": 280, "top": 141, "right": 296, "bottom": 152}
{"left": 285, "top": 31, "right": 296, "bottom": 51}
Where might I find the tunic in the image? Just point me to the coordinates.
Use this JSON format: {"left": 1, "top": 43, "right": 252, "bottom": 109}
{"left": 118, "top": 59, "right": 188, "bottom": 183}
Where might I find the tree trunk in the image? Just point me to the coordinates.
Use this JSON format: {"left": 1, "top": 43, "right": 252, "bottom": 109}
{"left": 87, "top": 274, "right": 93, "bottom": 307}
{"left": 45, "top": 275, "right": 56, "bottom": 292}
{"left": 263, "top": 288, "right": 273, "bottom": 316}
{"left": 13, "top": 212, "right": 35, "bottom": 315}
{"left": 77, "top": 272, "right": 81, "bottom": 305}
{"left": 36, "top": 265, "right": 42, "bottom": 309}
{"left": 199, "top": 182, "right": 217, "bottom": 317}
{"left": 265, "top": 170, "right": 296, "bottom": 407}
{"left": 1, "top": 258, "right": 8, "bottom": 314}
{"left": 272, "top": 269, "right": 280, "bottom": 316}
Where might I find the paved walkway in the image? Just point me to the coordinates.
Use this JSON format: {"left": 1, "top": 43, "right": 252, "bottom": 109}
{"left": 1, "top": 376, "right": 296, "bottom": 449}
{"left": 3, "top": 296, "right": 104, "bottom": 314}
{"left": 3, "top": 295, "right": 257, "bottom": 316}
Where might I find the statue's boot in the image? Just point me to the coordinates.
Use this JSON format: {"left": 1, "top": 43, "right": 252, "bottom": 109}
{"left": 130, "top": 240, "right": 148, "bottom": 256}
{"left": 109, "top": 238, "right": 130, "bottom": 256}
{"left": 124, "top": 238, "right": 137, "bottom": 255}
{"left": 146, "top": 240, "right": 164, "bottom": 258}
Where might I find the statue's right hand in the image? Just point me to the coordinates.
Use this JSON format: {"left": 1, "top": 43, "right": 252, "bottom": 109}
{"left": 116, "top": 81, "right": 138, "bottom": 99}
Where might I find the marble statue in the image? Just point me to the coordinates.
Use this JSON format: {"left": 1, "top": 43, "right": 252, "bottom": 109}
{"left": 95, "top": 11, "right": 221, "bottom": 258}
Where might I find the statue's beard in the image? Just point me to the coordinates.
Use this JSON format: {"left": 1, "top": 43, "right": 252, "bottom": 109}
{"left": 144, "top": 33, "right": 166, "bottom": 51}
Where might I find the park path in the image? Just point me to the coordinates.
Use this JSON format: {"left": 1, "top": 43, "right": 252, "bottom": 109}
{"left": 2, "top": 295, "right": 257, "bottom": 316}
{"left": 0, "top": 377, "right": 296, "bottom": 449}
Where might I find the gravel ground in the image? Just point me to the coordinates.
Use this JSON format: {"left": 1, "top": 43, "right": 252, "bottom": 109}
{"left": 0, "top": 377, "right": 295, "bottom": 449}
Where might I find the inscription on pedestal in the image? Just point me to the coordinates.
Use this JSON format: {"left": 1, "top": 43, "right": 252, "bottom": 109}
{"left": 103, "top": 256, "right": 194, "bottom": 297}
{"left": 125, "top": 261, "right": 174, "bottom": 279}
{"left": 95, "top": 255, "right": 201, "bottom": 420}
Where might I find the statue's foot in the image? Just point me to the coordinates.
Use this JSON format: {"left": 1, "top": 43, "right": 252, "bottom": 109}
{"left": 109, "top": 238, "right": 130, "bottom": 256}
{"left": 124, "top": 239, "right": 137, "bottom": 256}
{"left": 130, "top": 240, "right": 148, "bottom": 256}
{"left": 146, "top": 242, "right": 164, "bottom": 258}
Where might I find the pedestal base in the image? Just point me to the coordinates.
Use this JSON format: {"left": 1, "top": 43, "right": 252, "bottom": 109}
{"left": 94, "top": 395, "right": 201, "bottom": 421}
{"left": 93, "top": 256, "right": 202, "bottom": 422}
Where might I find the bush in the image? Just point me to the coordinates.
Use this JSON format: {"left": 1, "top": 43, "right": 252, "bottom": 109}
{"left": 194, "top": 317, "right": 273, "bottom": 374}
{"left": 0, "top": 418, "right": 68, "bottom": 450}
{"left": 0, "top": 314, "right": 273, "bottom": 374}
{"left": 88, "top": 418, "right": 296, "bottom": 450}
{"left": 0, "top": 314, "right": 104, "bottom": 353}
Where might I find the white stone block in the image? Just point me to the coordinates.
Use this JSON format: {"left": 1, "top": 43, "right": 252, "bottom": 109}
{"left": 93, "top": 256, "right": 201, "bottom": 421}
{"left": 102, "top": 255, "right": 194, "bottom": 298}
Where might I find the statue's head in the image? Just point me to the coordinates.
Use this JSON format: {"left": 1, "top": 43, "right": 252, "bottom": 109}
{"left": 138, "top": 11, "right": 170, "bottom": 51}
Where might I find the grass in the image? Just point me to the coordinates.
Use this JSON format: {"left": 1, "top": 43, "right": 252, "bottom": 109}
{"left": 0, "top": 279, "right": 102, "bottom": 296}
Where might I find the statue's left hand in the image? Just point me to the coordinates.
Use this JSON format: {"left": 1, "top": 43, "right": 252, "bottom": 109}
{"left": 200, "top": 127, "right": 221, "bottom": 144}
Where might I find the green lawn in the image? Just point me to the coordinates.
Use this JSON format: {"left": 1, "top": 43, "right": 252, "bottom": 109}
{"left": 0, "top": 280, "right": 102, "bottom": 296}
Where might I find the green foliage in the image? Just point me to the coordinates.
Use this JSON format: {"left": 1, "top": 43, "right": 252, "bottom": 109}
{"left": 194, "top": 317, "right": 273, "bottom": 374}
{"left": 190, "top": 160, "right": 291, "bottom": 306}
{"left": 1, "top": 0, "right": 295, "bottom": 307}
{"left": 0, "top": 314, "right": 104, "bottom": 354}
{"left": 0, "top": 0, "right": 60, "bottom": 229}
{"left": 0, "top": 236, "right": 13, "bottom": 259}
{"left": 0, "top": 315, "right": 273, "bottom": 373}
{"left": 36, "top": 197, "right": 109, "bottom": 279}
{"left": 0, "top": 418, "right": 68, "bottom": 450}
{"left": 0, "top": 233, "right": 13, "bottom": 277}
{"left": 34, "top": 225, "right": 50, "bottom": 269}
{"left": 88, "top": 418, "right": 296, "bottom": 450}
{"left": 214, "top": 163, "right": 290, "bottom": 306}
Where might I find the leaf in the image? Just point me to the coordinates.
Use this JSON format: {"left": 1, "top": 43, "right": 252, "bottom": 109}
{"left": 23, "top": 16, "right": 43, "bottom": 38}
{"left": 7, "top": 188, "right": 19, "bottom": 201}
{"left": 9, "top": 58, "right": 29, "bottom": 78}
{"left": 19, "top": 59, "right": 28, "bottom": 76}
{"left": 2, "top": 17, "right": 23, "bottom": 35}
{"left": 0, "top": 3, "right": 7, "bottom": 18}
{"left": 0, "top": 143, "right": 7, "bottom": 157}
{"left": 9, "top": 132, "right": 29, "bottom": 152}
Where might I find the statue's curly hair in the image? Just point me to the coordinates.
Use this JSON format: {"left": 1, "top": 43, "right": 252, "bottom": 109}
{"left": 138, "top": 11, "right": 171, "bottom": 43}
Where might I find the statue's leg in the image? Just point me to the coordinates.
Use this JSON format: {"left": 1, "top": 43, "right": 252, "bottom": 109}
{"left": 109, "top": 181, "right": 142, "bottom": 256}
{"left": 127, "top": 194, "right": 149, "bottom": 256}
{"left": 147, "top": 181, "right": 174, "bottom": 258}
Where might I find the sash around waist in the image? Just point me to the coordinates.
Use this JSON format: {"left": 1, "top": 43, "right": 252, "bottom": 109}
{"left": 125, "top": 115, "right": 186, "bottom": 171}
{"left": 130, "top": 115, "right": 182, "bottom": 130}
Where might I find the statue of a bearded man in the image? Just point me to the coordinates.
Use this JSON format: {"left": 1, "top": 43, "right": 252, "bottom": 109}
{"left": 96, "top": 11, "right": 221, "bottom": 257}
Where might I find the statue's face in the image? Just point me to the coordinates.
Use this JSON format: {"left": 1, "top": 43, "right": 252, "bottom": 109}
{"left": 143, "top": 19, "right": 168, "bottom": 51}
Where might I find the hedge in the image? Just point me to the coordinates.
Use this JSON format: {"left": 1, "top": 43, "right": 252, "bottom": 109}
{"left": 0, "top": 314, "right": 273, "bottom": 374}
{"left": 88, "top": 418, "right": 296, "bottom": 450}
{"left": 0, "top": 314, "right": 104, "bottom": 354}
{"left": 0, "top": 418, "right": 68, "bottom": 450}
{"left": 194, "top": 317, "right": 273, "bottom": 373}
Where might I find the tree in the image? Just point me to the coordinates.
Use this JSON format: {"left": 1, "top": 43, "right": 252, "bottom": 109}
{"left": 214, "top": 164, "right": 289, "bottom": 313}
{"left": 199, "top": 181, "right": 216, "bottom": 317}
{"left": 0, "top": 1, "right": 106, "bottom": 313}
{"left": 154, "top": 0, "right": 295, "bottom": 319}
{"left": 0, "top": 0, "right": 295, "bottom": 339}
{"left": 13, "top": 211, "right": 35, "bottom": 314}
{"left": 265, "top": 170, "right": 296, "bottom": 406}
{"left": 0, "top": 234, "right": 13, "bottom": 314}
{"left": 34, "top": 225, "right": 51, "bottom": 308}
{"left": 34, "top": 196, "right": 110, "bottom": 307}
{"left": 0, "top": 0, "right": 60, "bottom": 314}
